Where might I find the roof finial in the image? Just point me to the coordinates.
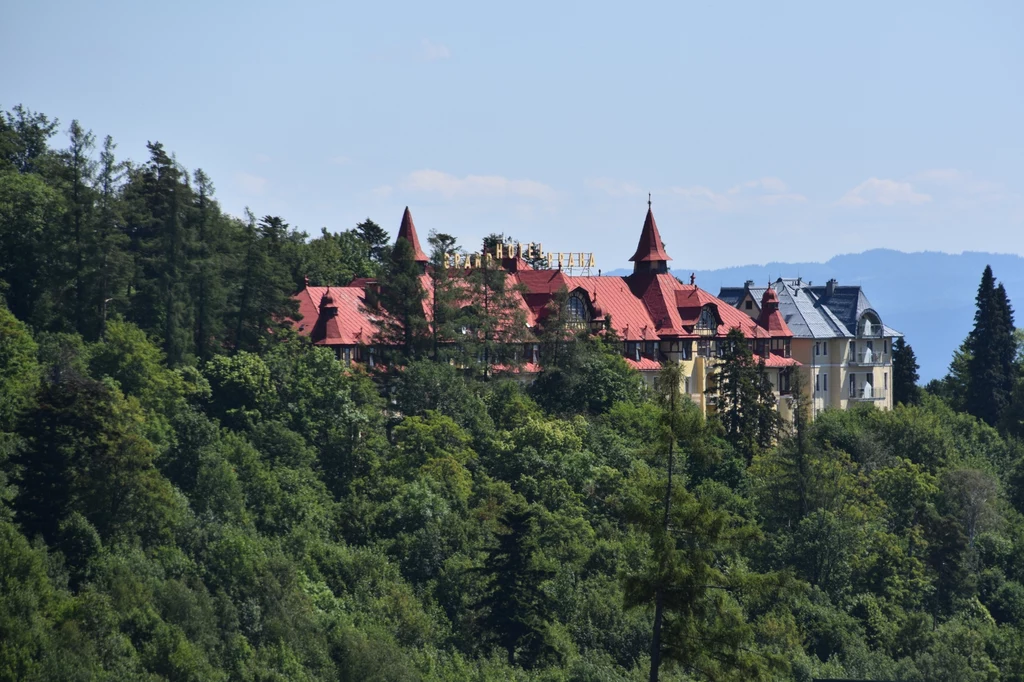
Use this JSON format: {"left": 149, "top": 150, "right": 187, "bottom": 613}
{"left": 690, "top": 272, "right": 696, "bottom": 285}
{"left": 648, "top": 192, "right": 652, "bottom": 210}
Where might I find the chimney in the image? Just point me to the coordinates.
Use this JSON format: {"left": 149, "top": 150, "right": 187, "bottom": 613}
{"left": 825, "top": 278, "right": 837, "bottom": 297}
{"left": 744, "top": 279, "right": 754, "bottom": 287}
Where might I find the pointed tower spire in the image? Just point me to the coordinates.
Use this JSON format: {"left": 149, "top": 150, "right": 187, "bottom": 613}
{"left": 629, "top": 199, "right": 671, "bottom": 274}
{"left": 393, "top": 206, "right": 428, "bottom": 263}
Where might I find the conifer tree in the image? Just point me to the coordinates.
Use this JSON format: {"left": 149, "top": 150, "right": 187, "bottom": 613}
{"left": 61, "top": 120, "right": 97, "bottom": 334}
{"left": 355, "top": 217, "right": 389, "bottom": 265}
{"left": 892, "top": 336, "right": 921, "bottom": 406}
{"left": 233, "top": 212, "right": 297, "bottom": 352}
{"left": 369, "top": 235, "right": 429, "bottom": 368}
{"left": 463, "top": 248, "right": 527, "bottom": 378}
{"left": 476, "top": 501, "right": 553, "bottom": 667}
{"left": 965, "top": 266, "right": 1016, "bottom": 425}
{"left": 91, "top": 135, "right": 129, "bottom": 340}
{"left": 427, "top": 230, "right": 464, "bottom": 362}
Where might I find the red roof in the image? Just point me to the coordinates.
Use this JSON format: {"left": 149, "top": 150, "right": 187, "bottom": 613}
{"left": 293, "top": 286, "right": 375, "bottom": 346}
{"left": 761, "top": 352, "right": 800, "bottom": 368}
{"left": 394, "top": 207, "right": 428, "bottom": 262}
{"left": 629, "top": 208, "right": 671, "bottom": 263}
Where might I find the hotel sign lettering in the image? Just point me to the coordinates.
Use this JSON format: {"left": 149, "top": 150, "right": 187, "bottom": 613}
{"left": 445, "top": 243, "right": 596, "bottom": 269}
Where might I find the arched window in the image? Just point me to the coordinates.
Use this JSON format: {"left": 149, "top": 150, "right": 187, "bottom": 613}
{"left": 858, "top": 312, "right": 882, "bottom": 338}
{"left": 567, "top": 293, "right": 588, "bottom": 324}
{"left": 696, "top": 306, "right": 718, "bottom": 336}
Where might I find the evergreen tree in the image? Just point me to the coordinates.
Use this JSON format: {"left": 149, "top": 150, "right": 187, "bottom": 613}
{"left": 476, "top": 501, "right": 554, "bottom": 667}
{"left": 59, "top": 120, "right": 97, "bottom": 335}
{"left": 369, "top": 236, "right": 429, "bottom": 368}
{"left": 965, "top": 266, "right": 1016, "bottom": 425}
{"left": 712, "top": 328, "right": 777, "bottom": 463}
{"left": 232, "top": 212, "right": 298, "bottom": 352}
{"left": 189, "top": 169, "right": 229, "bottom": 360}
{"left": 893, "top": 336, "right": 922, "bottom": 406}
{"left": 463, "top": 248, "right": 527, "bottom": 377}
{"left": 91, "top": 135, "right": 130, "bottom": 340}
{"left": 355, "top": 217, "right": 389, "bottom": 265}
{"left": 427, "top": 230, "right": 464, "bottom": 362}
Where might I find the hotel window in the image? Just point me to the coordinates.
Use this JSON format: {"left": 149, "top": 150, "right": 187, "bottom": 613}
{"left": 849, "top": 373, "right": 856, "bottom": 397}
{"left": 884, "top": 372, "right": 888, "bottom": 390}
{"left": 567, "top": 293, "right": 588, "bottom": 325}
{"left": 815, "top": 343, "right": 820, "bottom": 356}
{"left": 824, "top": 374, "right": 828, "bottom": 391}
{"left": 823, "top": 343, "right": 828, "bottom": 356}
{"left": 815, "top": 374, "right": 820, "bottom": 392}
{"left": 849, "top": 341, "right": 856, "bottom": 359}
{"left": 645, "top": 341, "right": 657, "bottom": 358}
{"left": 884, "top": 340, "right": 889, "bottom": 355}
{"left": 745, "top": 300, "right": 753, "bottom": 310}
{"left": 698, "top": 339, "right": 711, "bottom": 357}
{"left": 342, "top": 347, "right": 352, "bottom": 366}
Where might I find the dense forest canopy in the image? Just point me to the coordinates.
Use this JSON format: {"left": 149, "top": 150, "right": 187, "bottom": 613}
{"left": 4, "top": 105, "right": 1024, "bottom": 681}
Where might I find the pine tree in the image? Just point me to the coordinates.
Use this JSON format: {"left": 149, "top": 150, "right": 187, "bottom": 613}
{"left": 965, "top": 266, "right": 1016, "bottom": 425}
{"left": 60, "top": 120, "right": 97, "bottom": 335}
{"left": 91, "top": 135, "right": 130, "bottom": 340}
{"left": 713, "top": 328, "right": 763, "bottom": 462}
{"left": 232, "top": 212, "right": 297, "bottom": 352}
{"left": 476, "top": 501, "right": 553, "bottom": 667}
{"left": 355, "top": 217, "right": 389, "bottom": 266}
{"left": 190, "top": 169, "right": 231, "bottom": 360}
{"left": 463, "top": 247, "right": 527, "bottom": 378}
{"left": 369, "top": 236, "right": 429, "bottom": 368}
{"left": 427, "top": 230, "right": 464, "bottom": 362}
{"left": 892, "top": 337, "right": 921, "bottom": 406}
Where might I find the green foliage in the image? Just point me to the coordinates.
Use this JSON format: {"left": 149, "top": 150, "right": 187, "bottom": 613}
{"left": 3, "top": 103, "right": 1024, "bottom": 682}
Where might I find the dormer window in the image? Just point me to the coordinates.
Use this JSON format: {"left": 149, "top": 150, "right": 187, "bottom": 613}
{"left": 695, "top": 306, "right": 718, "bottom": 336}
{"left": 567, "top": 293, "right": 589, "bottom": 325}
{"left": 858, "top": 312, "right": 882, "bottom": 338}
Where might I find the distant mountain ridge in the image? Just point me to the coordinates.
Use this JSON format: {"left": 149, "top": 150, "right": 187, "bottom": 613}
{"left": 607, "top": 249, "right": 1024, "bottom": 382}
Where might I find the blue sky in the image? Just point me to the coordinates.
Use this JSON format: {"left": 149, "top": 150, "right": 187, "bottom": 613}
{"left": 3, "top": 0, "right": 1023, "bottom": 270}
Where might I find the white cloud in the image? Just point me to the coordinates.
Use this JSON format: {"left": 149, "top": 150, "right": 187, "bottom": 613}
{"left": 421, "top": 39, "right": 451, "bottom": 61}
{"left": 671, "top": 176, "right": 807, "bottom": 210}
{"left": 585, "top": 177, "right": 645, "bottom": 197}
{"left": 912, "top": 168, "right": 1006, "bottom": 206}
{"left": 837, "top": 177, "right": 931, "bottom": 207}
{"left": 237, "top": 172, "right": 268, "bottom": 196}
{"left": 404, "top": 169, "right": 556, "bottom": 201}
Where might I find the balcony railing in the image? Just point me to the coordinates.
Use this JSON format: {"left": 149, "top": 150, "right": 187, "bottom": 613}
{"left": 850, "top": 351, "right": 888, "bottom": 366}
{"left": 849, "top": 388, "right": 886, "bottom": 401}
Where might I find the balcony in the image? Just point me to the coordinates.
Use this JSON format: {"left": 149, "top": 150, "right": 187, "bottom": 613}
{"left": 849, "top": 387, "right": 886, "bottom": 401}
{"left": 849, "top": 351, "right": 888, "bottom": 366}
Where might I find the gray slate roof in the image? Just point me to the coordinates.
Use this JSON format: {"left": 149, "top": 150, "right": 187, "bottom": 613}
{"left": 718, "top": 278, "right": 903, "bottom": 339}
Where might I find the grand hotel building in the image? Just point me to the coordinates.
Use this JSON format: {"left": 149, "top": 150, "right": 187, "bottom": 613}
{"left": 291, "top": 206, "right": 900, "bottom": 418}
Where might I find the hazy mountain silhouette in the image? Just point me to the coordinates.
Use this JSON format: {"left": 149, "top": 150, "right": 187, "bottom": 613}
{"left": 607, "top": 249, "right": 1024, "bottom": 382}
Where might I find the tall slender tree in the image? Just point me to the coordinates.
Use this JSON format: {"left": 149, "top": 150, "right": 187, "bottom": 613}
{"left": 892, "top": 336, "right": 921, "bottom": 406}
{"left": 965, "top": 266, "right": 1016, "bottom": 425}
{"left": 369, "top": 235, "right": 429, "bottom": 368}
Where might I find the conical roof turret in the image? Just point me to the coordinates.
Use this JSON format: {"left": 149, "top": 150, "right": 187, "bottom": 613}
{"left": 630, "top": 200, "right": 671, "bottom": 273}
{"left": 394, "top": 206, "right": 428, "bottom": 262}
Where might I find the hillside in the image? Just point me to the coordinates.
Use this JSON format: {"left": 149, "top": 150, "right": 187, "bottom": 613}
{"left": 611, "top": 249, "right": 1024, "bottom": 381}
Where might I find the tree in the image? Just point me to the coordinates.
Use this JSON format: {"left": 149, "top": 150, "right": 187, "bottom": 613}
{"left": 476, "top": 500, "right": 554, "bottom": 667}
{"left": 712, "top": 328, "right": 778, "bottom": 463}
{"left": 59, "top": 120, "right": 97, "bottom": 335}
{"left": 965, "top": 266, "right": 1016, "bottom": 425}
{"left": 355, "top": 217, "right": 389, "bottom": 265}
{"left": 189, "top": 168, "right": 230, "bottom": 360}
{"left": 232, "top": 211, "right": 298, "bottom": 352}
{"left": 461, "top": 247, "right": 528, "bottom": 378}
{"left": 427, "top": 230, "right": 464, "bottom": 362}
{"left": 368, "top": 236, "right": 429, "bottom": 368}
{"left": 893, "top": 337, "right": 922, "bottom": 406}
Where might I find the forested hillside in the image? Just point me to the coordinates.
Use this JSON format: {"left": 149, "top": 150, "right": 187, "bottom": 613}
{"left": 5, "top": 105, "right": 1024, "bottom": 681}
